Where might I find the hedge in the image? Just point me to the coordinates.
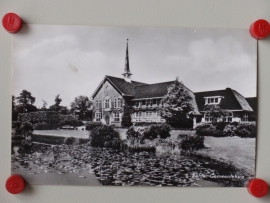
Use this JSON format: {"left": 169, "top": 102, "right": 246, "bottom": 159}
{"left": 18, "top": 111, "right": 78, "bottom": 123}
{"left": 196, "top": 122, "right": 256, "bottom": 138}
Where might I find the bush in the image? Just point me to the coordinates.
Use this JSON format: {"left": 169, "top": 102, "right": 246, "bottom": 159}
{"left": 143, "top": 123, "right": 171, "bottom": 140}
{"left": 12, "top": 122, "right": 33, "bottom": 154}
{"left": 33, "top": 122, "right": 58, "bottom": 130}
{"left": 121, "top": 106, "right": 133, "bottom": 128}
{"left": 85, "top": 122, "right": 104, "bottom": 131}
{"left": 126, "top": 126, "right": 140, "bottom": 140}
{"left": 235, "top": 123, "right": 256, "bottom": 138}
{"left": 215, "top": 122, "right": 229, "bottom": 131}
{"left": 63, "top": 137, "right": 77, "bottom": 145}
{"left": 90, "top": 125, "right": 122, "bottom": 148}
{"left": 195, "top": 123, "right": 212, "bottom": 136}
{"left": 58, "top": 119, "right": 84, "bottom": 127}
{"left": 180, "top": 135, "right": 204, "bottom": 151}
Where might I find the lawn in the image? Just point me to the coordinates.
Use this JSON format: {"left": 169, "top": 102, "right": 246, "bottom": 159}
{"left": 33, "top": 129, "right": 89, "bottom": 138}
{"left": 195, "top": 136, "right": 256, "bottom": 174}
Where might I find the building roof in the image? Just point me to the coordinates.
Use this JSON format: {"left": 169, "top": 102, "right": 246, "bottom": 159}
{"left": 246, "top": 97, "right": 257, "bottom": 113}
{"left": 194, "top": 88, "right": 253, "bottom": 112}
{"left": 106, "top": 75, "right": 147, "bottom": 96}
{"left": 93, "top": 75, "right": 200, "bottom": 114}
{"left": 133, "top": 81, "right": 175, "bottom": 99}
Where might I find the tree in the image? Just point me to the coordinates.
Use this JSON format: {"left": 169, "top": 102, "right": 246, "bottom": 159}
{"left": 70, "top": 95, "right": 92, "bottom": 120}
{"left": 121, "top": 105, "right": 133, "bottom": 128}
{"left": 203, "top": 105, "right": 229, "bottom": 125}
{"left": 40, "top": 100, "right": 48, "bottom": 111}
{"left": 160, "top": 77, "right": 194, "bottom": 128}
{"left": 12, "top": 95, "right": 19, "bottom": 121}
{"left": 49, "top": 94, "right": 62, "bottom": 112}
{"left": 16, "top": 90, "right": 37, "bottom": 113}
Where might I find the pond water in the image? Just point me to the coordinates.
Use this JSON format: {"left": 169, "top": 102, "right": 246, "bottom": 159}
{"left": 11, "top": 143, "right": 245, "bottom": 187}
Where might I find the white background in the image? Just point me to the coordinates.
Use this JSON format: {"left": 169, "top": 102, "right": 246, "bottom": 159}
{"left": 0, "top": 1, "right": 270, "bottom": 202}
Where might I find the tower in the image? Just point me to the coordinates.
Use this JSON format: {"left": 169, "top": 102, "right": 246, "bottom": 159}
{"left": 122, "top": 39, "right": 132, "bottom": 82}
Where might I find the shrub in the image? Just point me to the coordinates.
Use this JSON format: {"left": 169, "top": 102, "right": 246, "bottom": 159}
{"left": 126, "top": 126, "right": 140, "bottom": 140}
{"left": 196, "top": 123, "right": 225, "bottom": 137}
{"left": 223, "top": 124, "right": 237, "bottom": 136}
{"left": 180, "top": 135, "right": 204, "bottom": 151}
{"left": 63, "top": 137, "right": 77, "bottom": 145}
{"left": 11, "top": 122, "right": 34, "bottom": 154}
{"left": 33, "top": 122, "right": 58, "bottom": 130}
{"left": 215, "top": 122, "right": 229, "bottom": 131}
{"left": 58, "top": 119, "right": 84, "bottom": 127}
{"left": 121, "top": 105, "right": 133, "bottom": 128}
{"left": 143, "top": 123, "right": 171, "bottom": 140}
{"left": 235, "top": 123, "right": 256, "bottom": 138}
{"left": 90, "top": 125, "right": 122, "bottom": 148}
{"left": 85, "top": 122, "right": 104, "bottom": 131}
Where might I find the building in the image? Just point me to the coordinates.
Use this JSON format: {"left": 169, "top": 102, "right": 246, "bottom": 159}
{"left": 91, "top": 40, "right": 256, "bottom": 127}
{"left": 194, "top": 89, "right": 255, "bottom": 123}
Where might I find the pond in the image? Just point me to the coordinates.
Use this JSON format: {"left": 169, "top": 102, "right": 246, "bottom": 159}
{"left": 11, "top": 143, "right": 246, "bottom": 187}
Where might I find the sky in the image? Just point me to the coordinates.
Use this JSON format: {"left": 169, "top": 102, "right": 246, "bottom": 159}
{"left": 13, "top": 25, "right": 257, "bottom": 108}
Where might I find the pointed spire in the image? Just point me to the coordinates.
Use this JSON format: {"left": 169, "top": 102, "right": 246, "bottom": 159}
{"left": 122, "top": 39, "right": 132, "bottom": 82}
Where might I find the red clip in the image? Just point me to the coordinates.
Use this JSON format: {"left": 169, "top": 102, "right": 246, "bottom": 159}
{"left": 247, "top": 178, "right": 269, "bottom": 198}
{"left": 2, "top": 13, "right": 22, "bottom": 33}
{"left": 249, "top": 19, "right": 270, "bottom": 39}
{"left": 5, "top": 174, "right": 25, "bottom": 194}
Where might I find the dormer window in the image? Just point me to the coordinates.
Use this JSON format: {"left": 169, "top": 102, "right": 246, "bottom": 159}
{"left": 204, "top": 96, "right": 224, "bottom": 105}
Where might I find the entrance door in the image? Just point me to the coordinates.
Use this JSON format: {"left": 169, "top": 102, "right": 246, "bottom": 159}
{"left": 105, "top": 115, "right": 110, "bottom": 125}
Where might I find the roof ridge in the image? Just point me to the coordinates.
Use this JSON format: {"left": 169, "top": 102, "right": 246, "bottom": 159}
{"left": 105, "top": 75, "right": 147, "bottom": 85}
{"left": 194, "top": 89, "right": 228, "bottom": 94}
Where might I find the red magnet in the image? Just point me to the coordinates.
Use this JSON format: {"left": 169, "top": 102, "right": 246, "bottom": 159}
{"left": 249, "top": 19, "right": 270, "bottom": 39}
{"left": 5, "top": 174, "right": 25, "bottom": 194}
{"left": 2, "top": 13, "right": 22, "bottom": 33}
{"left": 247, "top": 178, "right": 268, "bottom": 198}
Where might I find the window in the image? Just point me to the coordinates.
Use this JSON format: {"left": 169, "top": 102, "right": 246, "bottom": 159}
{"left": 142, "top": 100, "right": 145, "bottom": 105}
{"left": 156, "top": 111, "right": 160, "bottom": 118}
{"left": 114, "top": 112, "right": 120, "bottom": 122}
{"left": 228, "top": 117, "right": 232, "bottom": 122}
{"left": 95, "top": 112, "right": 101, "bottom": 121}
{"left": 105, "top": 99, "right": 110, "bottom": 108}
{"left": 153, "top": 99, "right": 156, "bottom": 105}
{"left": 114, "top": 98, "right": 117, "bottom": 108}
{"left": 205, "top": 118, "right": 209, "bottom": 122}
{"left": 139, "top": 101, "right": 142, "bottom": 107}
{"left": 150, "top": 100, "right": 153, "bottom": 106}
{"left": 117, "top": 98, "right": 122, "bottom": 107}
{"left": 242, "top": 113, "right": 248, "bottom": 122}
{"left": 206, "top": 97, "right": 221, "bottom": 104}
{"left": 161, "top": 100, "right": 164, "bottom": 107}
{"left": 135, "top": 101, "right": 139, "bottom": 107}
{"left": 96, "top": 99, "right": 102, "bottom": 108}
{"left": 135, "top": 112, "right": 141, "bottom": 118}
{"left": 146, "top": 111, "right": 152, "bottom": 118}
{"left": 146, "top": 100, "right": 149, "bottom": 106}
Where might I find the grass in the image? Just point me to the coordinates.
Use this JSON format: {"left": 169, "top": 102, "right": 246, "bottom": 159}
{"left": 33, "top": 129, "right": 89, "bottom": 138}
{"left": 195, "top": 136, "right": 255, "bottom": 174}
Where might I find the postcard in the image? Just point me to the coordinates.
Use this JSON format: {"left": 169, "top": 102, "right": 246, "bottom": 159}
{"left": 12, "top": 25, "right": 257, "bottom": 186}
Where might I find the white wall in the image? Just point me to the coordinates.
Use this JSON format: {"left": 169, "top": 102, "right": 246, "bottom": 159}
{"left": 0, "top": 1, "right": 270, "bottom": 203}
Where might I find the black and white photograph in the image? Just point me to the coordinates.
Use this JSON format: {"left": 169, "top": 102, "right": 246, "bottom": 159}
{"left": 11, "top": 25, "right": 257, "bottom": 187}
